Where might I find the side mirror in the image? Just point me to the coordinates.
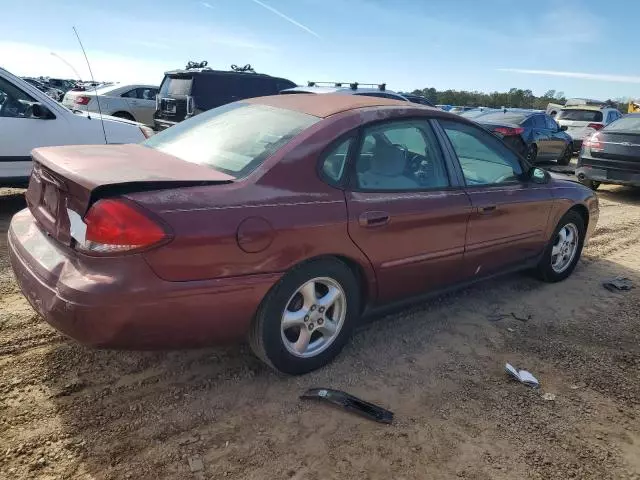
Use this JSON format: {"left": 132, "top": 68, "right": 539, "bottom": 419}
{"left": 528, "top": 166, "right": 550, "bottom": 184}
{"left": 31, "top": 103, "right": 51, "bottom": 119}
{"left": 560, "top": 125, "right": 568, "bottom": 131}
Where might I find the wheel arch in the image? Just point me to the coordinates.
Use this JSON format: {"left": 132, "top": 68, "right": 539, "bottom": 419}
{"left": 275, "top": 254, "right": 375, "bottom": 315}
{"left": 568, "top": 203, "right": 589, "bottom": 231}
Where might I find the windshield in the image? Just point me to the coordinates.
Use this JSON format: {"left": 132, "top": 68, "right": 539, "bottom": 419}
{"left": 159, "top": 76, "right": 192, "bottom": 97}
{"left": 144, "top": 102, "right": 320, "bottom": 177}
{"left": 475, "top": 112, "right": 527, "bottom": 124}
{"left": 604, "top": 116, "right": 640, "bottom": 132}
{"left": 556, "top": 109, "right": 603, "bottom": 122}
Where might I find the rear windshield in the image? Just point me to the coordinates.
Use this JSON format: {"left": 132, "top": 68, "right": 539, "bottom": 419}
{"left": 159, "top": 76, "right": 192, "bottom": 97}
{"left": 143, "top": 102, "right": 320, "bottom": 178}
{"left": 475, "top": 112, "right": 527, "bottom": 124}
{"left": 604, "top": 116, "right": 640, "bottom": 132}
{"left": 556, "top": 109, "right": 603, "bottom": 122}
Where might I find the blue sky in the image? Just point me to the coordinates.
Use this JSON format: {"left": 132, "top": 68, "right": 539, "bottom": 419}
{"left": 2, "top": 0, "right": 639, "bottom": 99}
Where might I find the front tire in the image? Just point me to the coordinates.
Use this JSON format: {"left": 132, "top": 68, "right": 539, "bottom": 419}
{"left": 249, "top": 258, "right": 360, "bottom": 375}
{"left": 533, "top": 210, "right": 586, "bottom": 282}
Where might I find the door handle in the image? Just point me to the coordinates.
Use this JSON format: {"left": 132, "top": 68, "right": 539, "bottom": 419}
{"left": 478, "top": 205, "right": 497, "bottom": 214}
{"left": 359, "top": 211, "right": 390, "bottom": 227}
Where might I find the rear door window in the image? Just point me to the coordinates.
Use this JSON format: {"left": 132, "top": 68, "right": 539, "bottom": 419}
{"left": 544, "top": 115, "right": 559, "bottom": 130}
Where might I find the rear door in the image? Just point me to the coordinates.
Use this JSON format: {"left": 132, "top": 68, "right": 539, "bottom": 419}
{"left": 530, "top": 114, "right": 551, "bottom": 159}
{"left": 122, "top": 87, "right": 157, "bottom": 125}
{"left": 344, "top": 119, "right": 472, "bottom": 303}
{"left": 545, "top": 115, "right": 566, "bottom": 158}
{"left": 437, "top": 119, "right": 554, "bottom": 277}
{"left": 157, "top": 75, "right": 192, "bottom": 122}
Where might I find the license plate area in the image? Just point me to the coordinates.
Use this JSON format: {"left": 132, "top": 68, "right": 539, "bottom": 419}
{"left": 43, "top": 183, "right": 59, "bottom": 218}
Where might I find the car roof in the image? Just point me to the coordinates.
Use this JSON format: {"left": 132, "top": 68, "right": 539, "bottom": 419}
{"left": 245, "top": 93, "right": 433, "bottom": 118}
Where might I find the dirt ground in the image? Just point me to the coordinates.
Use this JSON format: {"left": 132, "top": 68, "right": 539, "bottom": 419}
{"left": 1, "top": 174, "right": 639, "bottom": 480}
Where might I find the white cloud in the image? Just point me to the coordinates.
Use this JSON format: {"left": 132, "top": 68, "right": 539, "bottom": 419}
{"left": 0, "top": 41, "right": 174, "bottom": 85}
{"left": 199, "top": 1, "right": 214, "bottom": 9}
{"left": 498, "top": 68, "right": 640, "bottom": 84}
{"left": 250, "top": 0, "right": 321, "bottom": 39}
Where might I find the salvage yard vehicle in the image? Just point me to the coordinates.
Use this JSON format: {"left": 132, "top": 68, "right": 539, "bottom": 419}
{"left": 577, "top": 113, "right": 640, "bottom": 190}
{"left": 63, "top": 84, "right": 159, "bottom": 126}
{"left": 0, "top": 68, "right": 154, "bottom": 185}
{"left": 8, "top": 94, "right": 599, "bottom": 375}
{"left": 154, "top": 62, "right": 296, "bottom": 131}
{"left": 281, "top": 81, "right": 411, "bottom": 102}
{"left": 476, "top": 110, "right": 573, "bottom": 165}
{"left": 556, "top": 105, "right": 623, "bottom": 153}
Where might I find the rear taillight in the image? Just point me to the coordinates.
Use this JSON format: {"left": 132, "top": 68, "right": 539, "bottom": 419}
{"left": 494, "top": 127, "right": 524, "bottom": 136}
{"left": 77, "top": 199, "right": 170, "bottom": 254}
{"left": 587, "top": 123, "right": 604, "bottom": 131}
{"left": 583, "top": 132, "right": 603, "bottom": 151}
{"left": 75, "top": 95, "right": 91, "bottom": 105}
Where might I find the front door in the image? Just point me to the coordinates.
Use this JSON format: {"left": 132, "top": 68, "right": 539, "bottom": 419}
{"left": 0, "top": 76, "right": 70, "bottom": 180}
{"left": 437, "top": 119, "right": 554, "bottom": 278}
{"left": 344, "top": 119, "right": 472, "bottom": 303}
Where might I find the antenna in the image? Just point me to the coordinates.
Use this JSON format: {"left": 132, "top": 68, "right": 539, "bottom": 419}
{"left": 50, "top": 52, "right": 83, "bottom": 81}
{"left": 72, "top": 26, "right": 107, "bottom": 145}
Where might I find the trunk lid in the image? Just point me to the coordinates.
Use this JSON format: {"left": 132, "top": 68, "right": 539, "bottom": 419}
{"left": 26, "top": 144, "right": 234, "bottom": 245}
{"left": 592, "top": 131, "right": 640, "bottom": 162}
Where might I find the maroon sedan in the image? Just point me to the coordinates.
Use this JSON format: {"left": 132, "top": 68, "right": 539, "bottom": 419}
{"left": 9, "top": 95, "right": 598, "bottom": 374}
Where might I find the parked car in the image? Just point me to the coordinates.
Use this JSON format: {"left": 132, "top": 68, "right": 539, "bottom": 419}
{"left": 459, "top": 107, "right": 497, "bottom": 119}
{"left": 577, "top": 114, "right": 640, "bottom": 190}
{"left": 63, "top": 84, "right": 159, "bottom": 126}
{"left": 154, "top": 63, "right": 296, "bottom": 131}
{"left": 281, "top": 82, "right": 410, "bottom": 101}
{"left": 21, "top": 78, "right": 64, "bottom": 101}
{"left": 400, "top": 93, "right": 435, "bottom": 107}
{"left": 476, "top": 110, "right": 573, "bottom": 165}
{"left": 556, "top": 106, "right": 623, "bottom": 152}
{"left": 9, "top": 94, "right": 598, "bottom": 374}
{"left": 44, "top": 78, "right": 78, "bottom": 93}
{"left": 0, "top": 68, "right": 153, "bottom": 185}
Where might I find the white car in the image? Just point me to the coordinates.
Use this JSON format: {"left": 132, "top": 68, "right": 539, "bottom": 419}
{"left": 0, "top": 68, "right": 153, "bottom": 185}
{"left": 63, "top": 84, "right": 159, "bottom": 126}
{"left": 556, "top": 106, "right": 623, "bottom": 152}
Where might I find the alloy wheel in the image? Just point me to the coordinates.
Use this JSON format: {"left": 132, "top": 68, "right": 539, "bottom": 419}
{"left": 280, "top": 277, "right": 347, "bottom": 358}
{"left": 551, "top": 223, "right": 579, "bottom": 273}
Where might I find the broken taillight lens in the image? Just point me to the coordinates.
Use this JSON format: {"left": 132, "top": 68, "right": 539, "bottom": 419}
{"left": 77, "top": 198, "right": 170, "bottom": 254}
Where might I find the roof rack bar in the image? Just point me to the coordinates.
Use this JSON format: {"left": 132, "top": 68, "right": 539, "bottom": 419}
{"left": 307, "top": 81, "right": 387, "bottom": 91}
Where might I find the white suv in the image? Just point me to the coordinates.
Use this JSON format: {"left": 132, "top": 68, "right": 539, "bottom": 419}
{"left": 556, "top": 106, "right": 623, "bottom": 152}
{"left": 0, "top": 68, "right": 153, "bottom": 185}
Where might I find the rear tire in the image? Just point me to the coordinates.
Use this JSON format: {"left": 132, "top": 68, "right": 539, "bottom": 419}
{"left": 249, "top": 258, "right": 360, "bottom": 375}
{"left": 526, "top": 144, "right": 538, "bottom": 163}
{"left": 557, "top": 144, "right": 573, "bottom": 166}
{"left": 111, "top": 111, "right": 135, "bottom": 121}
{"left": 533, "top": 210, "right": 586, "bottom": 283}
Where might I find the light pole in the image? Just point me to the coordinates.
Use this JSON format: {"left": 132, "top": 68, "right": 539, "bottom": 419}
{"left": 50, "top": 52, "right": 83, "bottom": 81}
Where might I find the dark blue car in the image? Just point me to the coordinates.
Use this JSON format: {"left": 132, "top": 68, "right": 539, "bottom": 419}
{"left": 476, "top": 110, "right": 574, "bottom": 165}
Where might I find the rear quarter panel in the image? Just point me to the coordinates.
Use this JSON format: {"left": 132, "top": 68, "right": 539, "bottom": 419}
{"left": 547, "top": 177, "right": 599, "bottom": 241}
{"left": 129, "top": 111, "right": 422, "bottom": 301}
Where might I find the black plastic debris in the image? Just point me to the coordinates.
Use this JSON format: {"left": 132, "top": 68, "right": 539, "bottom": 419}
{"left": 300, "top": 388, "right": 393, "bottom": 424}
{"left": 603, "top": 277, "right": 633, "bottom": 292}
